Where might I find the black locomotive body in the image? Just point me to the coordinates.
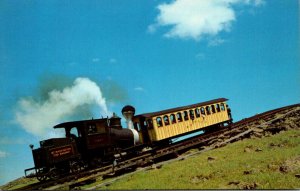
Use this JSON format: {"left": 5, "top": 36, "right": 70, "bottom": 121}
{"left": 25, "top": 114, "right": 139, "bottom": 181}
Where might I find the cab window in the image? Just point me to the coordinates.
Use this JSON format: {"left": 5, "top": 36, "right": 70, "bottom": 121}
{"left": 70, "top": 127, "right": 81, "bottom": 138}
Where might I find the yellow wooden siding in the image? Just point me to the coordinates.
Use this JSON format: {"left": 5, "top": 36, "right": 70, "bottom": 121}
{"left": 150, "top": 103, "right": 229, "bottom": 141}
{"left": 147, "top": 120, "right": 157, "bottom": 141}
{"left": 136, "top": 118, "right": 157, "bottom": 144}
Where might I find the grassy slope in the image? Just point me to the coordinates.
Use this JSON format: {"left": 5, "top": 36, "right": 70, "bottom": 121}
{"left": 0, "top": 177, "right": 38, "bottom": 190}
{"left": 96, "top": 129, "right": 300, "bottom": 190}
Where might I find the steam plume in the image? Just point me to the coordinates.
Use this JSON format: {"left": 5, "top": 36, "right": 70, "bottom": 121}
{"left": 15, "top": 77, "right": 111, "bottom": 138}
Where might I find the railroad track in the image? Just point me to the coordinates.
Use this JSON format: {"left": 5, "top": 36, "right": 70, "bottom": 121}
{"left": 16, "top": 103, "right": 300, "bottom": 190}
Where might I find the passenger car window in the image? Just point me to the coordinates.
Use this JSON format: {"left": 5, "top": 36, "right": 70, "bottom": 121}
{"left": 206, "top": 106, "right": 211, "bottom": 115}
{"left": 211, "top": 105, "right": 216, "bottom": 113}
{"left": 156, "top": 117, "right": 163, "bottom": 127}
{"left": 163, "top": 115, "right": 170, "bottom": 126}
{"left": 177, "top": 112, "right": 183, "bottom": 122}
{"left": 184, "top": 111, "right": 189, "bottom": 121}
{"left": 220, "top": 103, "right": 225, "bottom": 111}
{"left": 195, "top": 108, "right": 200, "bottom": 118}
{"left": 216, "top": 104, "right": 221, "bottom": 112}
{"left": 170, "top": 114, "right": 176, "bottom": 124}
{"left": 200, "top": 107, "right": 205, "bottom": 115}
{"left": 189, "top": 110, "right": 195, "bottom": 120}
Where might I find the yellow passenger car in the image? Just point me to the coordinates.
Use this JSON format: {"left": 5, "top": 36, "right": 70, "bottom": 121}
{"left": 132, "top": 98, "right": 232, "bottom": 144}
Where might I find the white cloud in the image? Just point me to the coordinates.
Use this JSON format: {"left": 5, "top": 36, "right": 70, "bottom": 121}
{"left": 15, "top": 77, "right": 111, "bottom": 138}
{"left": 0, "top": 151, "right": 9, "bottom": 158}
{"left": 150, "top": 0, "right": 264, "bottom": 41}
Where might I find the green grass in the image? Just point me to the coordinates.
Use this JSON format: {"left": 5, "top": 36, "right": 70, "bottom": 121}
{"left": 92, "top": 129, "right": 300, "bottom": 190}
{"left": 0, "top": 177, "right": 38, "bottom": 190}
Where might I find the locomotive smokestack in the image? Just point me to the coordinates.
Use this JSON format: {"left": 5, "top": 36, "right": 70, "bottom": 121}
{"left": 121, "top": 105, "right": 135, "bottom": 129}
{"left": 121, "top": 105, "right": 139, "bottom": 145}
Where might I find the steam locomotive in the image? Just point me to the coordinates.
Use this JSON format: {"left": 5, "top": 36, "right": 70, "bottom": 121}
{"left": 25, "top": 98, "right": 232, "bottom": 181}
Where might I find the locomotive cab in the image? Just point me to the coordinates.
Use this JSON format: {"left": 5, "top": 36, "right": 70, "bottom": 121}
{"left": 53, "top": 115, "right": 139, "bottom": 167}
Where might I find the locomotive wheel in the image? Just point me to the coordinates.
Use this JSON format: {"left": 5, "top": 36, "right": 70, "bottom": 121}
{"left": 37, "top": 175, "right": 47, "bottom": 182}
{"left": 70, "top": 161, "right": 83, "bottom": 173}
{"left": 36, "top": 168, "right": 47, "bottom": 182}
{"left": 49, "top": 168, "right": 60, "bottom": 180}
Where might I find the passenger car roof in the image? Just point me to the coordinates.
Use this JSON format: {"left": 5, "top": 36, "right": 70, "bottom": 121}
{"left": 134, "top": 98, "right": 228, "bottom": 118}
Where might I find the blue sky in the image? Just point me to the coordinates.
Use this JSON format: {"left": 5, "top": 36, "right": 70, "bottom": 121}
{"left": 0, "top": 0, "right": 299, "bottom": 185}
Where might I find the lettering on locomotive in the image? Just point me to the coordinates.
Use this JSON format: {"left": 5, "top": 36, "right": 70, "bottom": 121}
{"left": 50, "top": 146, "right": 73, "bottom": 158}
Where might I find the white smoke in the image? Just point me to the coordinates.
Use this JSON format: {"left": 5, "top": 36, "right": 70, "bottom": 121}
{"left": 15, "top": 77, "right": 111, "bottom": 138}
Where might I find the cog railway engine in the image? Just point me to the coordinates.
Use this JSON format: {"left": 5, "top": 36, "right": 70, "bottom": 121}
{"left": 25, "top": 98, "right": 232, "bottom": 181}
